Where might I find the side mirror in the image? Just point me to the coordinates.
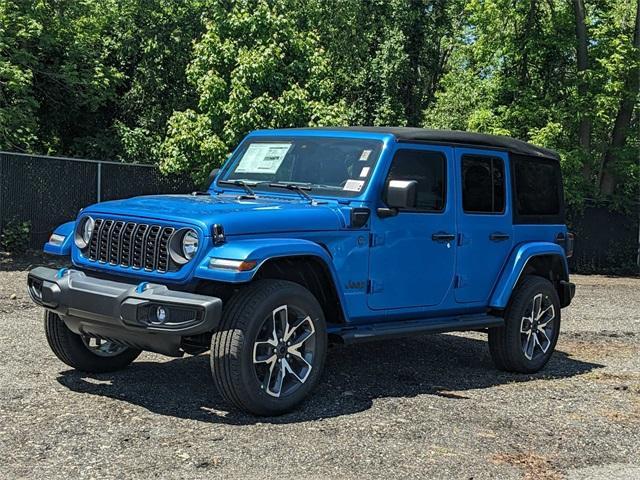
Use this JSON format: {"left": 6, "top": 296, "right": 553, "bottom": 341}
{"left": 386, "top": 179, "right": 417, "bottom": 209}
{"left": 204, "top": 168, "right": 220, "bottom": 190}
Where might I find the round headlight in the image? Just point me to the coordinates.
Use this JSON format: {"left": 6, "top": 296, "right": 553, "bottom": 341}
{"left": 82, "top": 217, "right": 95, "bottom": 244}
{"left": 181, "top": 229, "right": 199, "bottom": 260}
{"left": 74, "top": 216, "right": 94, "bottom": 249}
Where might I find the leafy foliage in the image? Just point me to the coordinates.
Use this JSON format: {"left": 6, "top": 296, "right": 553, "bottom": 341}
{"left": 1, "top": 0, "right": 638, "bottom": 206}
{"left": 159, "top": 0, "right": 349, "bottom": 182}
{"left": 0, "top": 219, "right": 31, "bottom": 253}
{"left": 0, "top": 0, "right": 203, "bottom": 161}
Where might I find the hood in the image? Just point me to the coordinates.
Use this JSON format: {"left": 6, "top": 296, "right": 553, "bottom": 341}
{"left": 83, "top": 194, "right": 345, "bottom": 235}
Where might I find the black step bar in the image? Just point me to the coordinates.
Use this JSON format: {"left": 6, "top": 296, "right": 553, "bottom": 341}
{"left": 335, "top": 314, "right": 504, "bottom": 344}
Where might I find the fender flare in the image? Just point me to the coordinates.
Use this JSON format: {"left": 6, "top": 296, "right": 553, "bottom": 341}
{"left": 194, "top": 236, "right": 343, "bottom": 289}
{"left": 43, "top": 221, "right": 75, "bottom": 256}
{"left": 489, "top": 242, "right": 569, "bottom": 309}
{"left": 194, "top": 238, "right": 347, "bottom": 319}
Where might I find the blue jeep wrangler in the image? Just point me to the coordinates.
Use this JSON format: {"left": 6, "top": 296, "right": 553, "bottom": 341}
{"left": 28, "top": 127, "right": 575, "bottom": 415}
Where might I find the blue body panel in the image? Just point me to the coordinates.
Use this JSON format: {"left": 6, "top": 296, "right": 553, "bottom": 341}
{"left": 489, "top": 241, "right": 568, "bottom": 308}
{"left": 83, "top": 194, "right": 346, "bottom": 236}
{"left": 367, "top": 143, "right": 457, "bottom": 310}
{"left": 453, "top": 148, "right": 513, "bottom": 304}
{"left": 43, "top": 221, "right": 75, "bottom": 255}
{"left": 44, "top": 128, "right": 571, "bottom": 327}
{"left": 195, "top": 237, "right": 335, "bottom": 283}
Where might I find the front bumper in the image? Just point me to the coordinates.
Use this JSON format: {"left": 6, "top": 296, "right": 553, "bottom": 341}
{"left": 27, "top": 267, "right": 222, "bottom": 356}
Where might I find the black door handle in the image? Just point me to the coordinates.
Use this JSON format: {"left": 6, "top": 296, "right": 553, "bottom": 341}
{"left": 432, "top": 232, "right": 456, "bottom": 242}
{"left": 490, "top": 232, "right": 510, "bottom": 242}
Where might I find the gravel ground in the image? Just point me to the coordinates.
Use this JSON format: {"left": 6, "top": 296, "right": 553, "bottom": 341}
{"left": 0, "top": 254, "right": 639, "bottom": 479}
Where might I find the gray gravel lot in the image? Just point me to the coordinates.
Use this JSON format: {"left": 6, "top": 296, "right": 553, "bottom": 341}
{"left": 1, "top": 255, "right": 639, "bottom": 479}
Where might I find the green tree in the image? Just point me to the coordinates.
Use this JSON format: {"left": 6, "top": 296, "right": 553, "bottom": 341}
{"left": 1, "top": 0, "right": 637, "bottom": 207}
{"left": 0, "top": 0, "right": 203, "bottom": 161}
{"left": 160, "top": 0, "right": 349, "bottom": 181}
{"left": 0, "top": 0, "right": 39, "bottom": 151}
{"left": 596, "top": 0, "right": 639, "bottom": 198}
{"left": 423, "top": 0, "right": 639, "bottom": 207}
{"left": 304, "top": 0, "right": 465, "bottom": 126}
{"left": 110, "top": 0, "right": 206, "bottom": 164}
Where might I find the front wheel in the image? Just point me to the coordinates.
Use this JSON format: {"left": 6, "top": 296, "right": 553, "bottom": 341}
{"left": 211, "top": 279, "right": 327, "bottom": 416}
{"left": 488, "top": 275, "right": 561, "bottom": 373}
{"left": 44, "top": 311, "right": 141, "bottom": 372}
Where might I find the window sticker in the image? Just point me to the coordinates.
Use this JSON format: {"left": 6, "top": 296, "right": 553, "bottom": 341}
{"left": 235, "top": 143, "right": 292, "bottom": 174}
{"left": 359, "top": 166, "right": 370, "bottom": 178}
{"left": 359, "top": 149, "right": 372, "bottom": 161}
{"left": 343, "top": 179, "right": 365, "bottom": 192}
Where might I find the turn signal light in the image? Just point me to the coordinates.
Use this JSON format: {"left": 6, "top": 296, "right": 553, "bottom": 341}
{"left": 208, "top": 258, "right": 257, "bottom": 271}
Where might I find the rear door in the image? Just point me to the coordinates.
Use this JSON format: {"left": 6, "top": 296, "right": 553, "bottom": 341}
{"left": 454, "top": 148, "right": 512, "bottom": 303}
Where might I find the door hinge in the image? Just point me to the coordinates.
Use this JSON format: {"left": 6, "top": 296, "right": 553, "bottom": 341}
{"left": 369, "top": 233, "right": 385, "bottom": 247}
{"left": 368, "top": 279, "right": 383, "bottom": 293}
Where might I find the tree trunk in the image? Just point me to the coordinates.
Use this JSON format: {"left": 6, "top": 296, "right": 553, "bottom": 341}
{"left": 403, "top": 0, "right": 427, "bottom": 126}
{"left": 572, "top": 0, "right": 591, "bottom": 179}
{"left": 518, "top": 0, "right": 539, "bottom": 87}
{"left": 599, "top": 0, "right": 640, "bottom": 197}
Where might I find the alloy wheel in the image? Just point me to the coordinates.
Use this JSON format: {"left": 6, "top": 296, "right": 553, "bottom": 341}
{"left": 252, "top": 305, "right": 316, "bottom": 398}
{"left": 520, "top": 293, "right": 556, "bottom": 361}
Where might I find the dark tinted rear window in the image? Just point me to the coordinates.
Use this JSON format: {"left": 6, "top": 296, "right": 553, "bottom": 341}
{"left": 512, "top": 156, "right": 563, "bottom": 221}
{"left": 462, "top": 155, "right": 505, "bottom": 213}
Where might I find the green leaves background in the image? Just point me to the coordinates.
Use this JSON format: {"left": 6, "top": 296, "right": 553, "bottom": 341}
{"left": 1, "top": 0, "right": 638, "bottom": 206}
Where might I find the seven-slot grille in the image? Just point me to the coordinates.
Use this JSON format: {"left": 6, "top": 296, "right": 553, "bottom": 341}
{"left": 87, "top": 219, "right": 176, "bottom": 273}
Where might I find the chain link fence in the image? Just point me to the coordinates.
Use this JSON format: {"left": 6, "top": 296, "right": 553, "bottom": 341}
{"left": 0, "top": 152, "right": 195, "bottom": 249}
{"left": 567, "top": 201, "right": 640, "bottom": 275}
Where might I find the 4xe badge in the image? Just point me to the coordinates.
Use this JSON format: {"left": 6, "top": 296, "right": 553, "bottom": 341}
{"left": 346, "top": 280, "right": 366, "bottom": 290}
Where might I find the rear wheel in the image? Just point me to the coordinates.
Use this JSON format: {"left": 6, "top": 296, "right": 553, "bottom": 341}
{"left": 211, "top": 279, "right": 327, "bottom": 416}
{"left": 44, "top": 311, "right": 141, "bottom": 373}
{"left": 488, "top": 275, "right": 560, "bottom": 373}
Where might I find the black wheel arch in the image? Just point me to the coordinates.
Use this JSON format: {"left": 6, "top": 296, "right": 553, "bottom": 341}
{"left": 253, "top": 255, "right": 346, "bottom": 325}
{"left": 190, "top": 254, "right": 345, "bottom": 352}
{"left": 519, "top": 254, "right": 572, "bottom": 307}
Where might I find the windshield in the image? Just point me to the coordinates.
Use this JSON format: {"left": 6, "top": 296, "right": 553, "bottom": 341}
{"left": 217, "top": 136, "right": 384, "bottom": 197}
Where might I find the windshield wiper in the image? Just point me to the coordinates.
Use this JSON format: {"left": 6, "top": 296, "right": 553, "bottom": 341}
{"left": 218, "top": 179, "right": 257, "bottom": 197}
{"left": 269, "top": 182, "right": 314, "bottom": 203}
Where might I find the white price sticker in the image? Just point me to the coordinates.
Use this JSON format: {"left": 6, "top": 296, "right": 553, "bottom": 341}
{"left": 235, "top": 143, "right": 291, "bottom": 174}
{"left": 359, "top": 149, "right": 372, "bottom": 161}
{"left": 343, "top": 179, "right": 365, "bottom": 192}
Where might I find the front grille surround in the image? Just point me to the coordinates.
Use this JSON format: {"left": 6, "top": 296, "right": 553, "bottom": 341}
{"left": 85, "top": 217, "right": 179, "bottom": 273}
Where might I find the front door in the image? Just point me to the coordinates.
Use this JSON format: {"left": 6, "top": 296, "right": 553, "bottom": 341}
{"left": 368, "top": 145, "right": 456, "bottom": 310}
{"left": 454, "top": 148, "right": 513, "bottom": 303}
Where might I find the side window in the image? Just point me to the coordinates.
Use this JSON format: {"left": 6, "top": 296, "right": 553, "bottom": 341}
{"left": 512, "top": 157, "right": 561, "bottom": 218}
{"left": 385, "top": 149, "right": 446, "bottom": 212}
{"left": 461, "top": 155, "right": 505, "bottom": 214}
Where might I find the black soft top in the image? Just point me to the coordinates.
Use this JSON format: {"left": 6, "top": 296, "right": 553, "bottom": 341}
{"left": 305, "top": 126, "right": 560, "bottom": 160}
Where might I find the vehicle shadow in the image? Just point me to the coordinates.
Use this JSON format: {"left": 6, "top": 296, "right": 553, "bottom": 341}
{"left": 57, "top": 333, "right": 602, "bottom": 425}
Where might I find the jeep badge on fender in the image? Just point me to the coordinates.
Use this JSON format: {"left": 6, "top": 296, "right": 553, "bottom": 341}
{"left": 28, "top": 127, "right": 575, "bottom": 416}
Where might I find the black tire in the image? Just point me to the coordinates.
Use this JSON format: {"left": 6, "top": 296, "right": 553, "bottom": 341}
{"left": 44, "top": 311, "right": 141, "bottom": 373}
{"left": 211, "top": 279, "right": 327, "bottom": 416}
{"left": 488, "top": 275, "right": 561, "bottom": 373}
